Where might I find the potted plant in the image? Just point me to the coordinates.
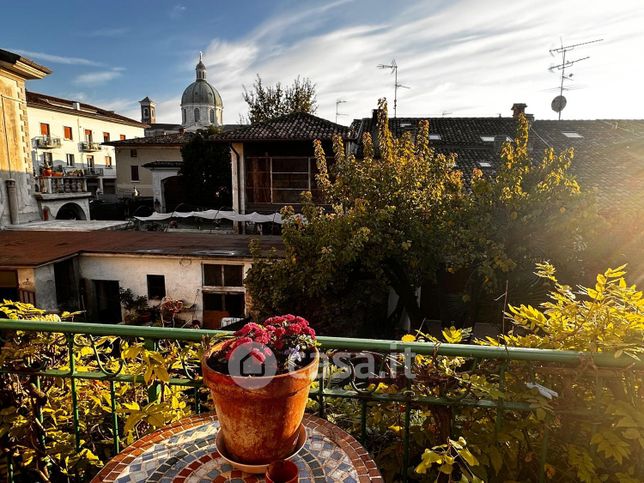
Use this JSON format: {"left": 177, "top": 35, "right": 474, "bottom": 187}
{"left": 202, "top": 315, "right": 319, "bottom": 465}
{"left": 119, "top": 288, "right": 154, "bottom": 324}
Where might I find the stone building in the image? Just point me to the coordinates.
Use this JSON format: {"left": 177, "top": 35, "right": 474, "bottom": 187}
{"left": 0, "top": 48, "right": 50, "bottom": 227}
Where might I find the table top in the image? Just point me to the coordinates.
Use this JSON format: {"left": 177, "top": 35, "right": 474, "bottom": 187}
{"left": 92, "top": 413, "right": 383, "bottom": 483}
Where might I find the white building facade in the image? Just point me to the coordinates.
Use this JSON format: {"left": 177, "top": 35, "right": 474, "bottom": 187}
{"left": 27, "top": 92, "right": 145, "bottom": 198}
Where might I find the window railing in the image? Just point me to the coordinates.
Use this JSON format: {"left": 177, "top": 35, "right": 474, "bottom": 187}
{"left": 0, "top": 319, "right": 640, "bottom": 482}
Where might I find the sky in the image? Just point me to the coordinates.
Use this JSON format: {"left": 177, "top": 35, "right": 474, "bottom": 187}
{"left": 3, "top": 0, "right": 643, "bottom": 125}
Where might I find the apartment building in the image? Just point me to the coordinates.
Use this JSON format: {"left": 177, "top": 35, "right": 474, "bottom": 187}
{"left": 27, "top": 92, "right": 146, "bottom": 198}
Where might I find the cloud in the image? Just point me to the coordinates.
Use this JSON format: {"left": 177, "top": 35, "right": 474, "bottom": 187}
{"left": 74, "top": 68, "right": 124, "bottom": 86}
{"left": 8, "top": 49, "right": 104, "bottom": 66}
{"left": 154, "top": 0, "right": 644, "bottom": 123}
{"left": 169, "top": 4, "right": 187, "bottom": 18}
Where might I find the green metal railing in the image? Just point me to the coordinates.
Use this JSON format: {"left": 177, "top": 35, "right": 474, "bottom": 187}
{"left": 0, "top": 319, "right": 641, "bottom": 482}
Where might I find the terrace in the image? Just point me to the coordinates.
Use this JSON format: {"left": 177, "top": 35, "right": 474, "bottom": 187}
{"left": 0, "top": 318, "right": 640, "bottom": 482}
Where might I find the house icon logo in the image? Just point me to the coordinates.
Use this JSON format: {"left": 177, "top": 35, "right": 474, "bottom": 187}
{"left": 227, "top": 342, "right": 277, "bottom": 389}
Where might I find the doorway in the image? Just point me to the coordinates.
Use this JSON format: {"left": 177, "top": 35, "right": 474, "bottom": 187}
{"left": 93, "top": 280, "right": 121, "bottom": 323}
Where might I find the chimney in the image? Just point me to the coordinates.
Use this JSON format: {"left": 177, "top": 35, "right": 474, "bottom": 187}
{"left": 511, "top": 103, "right": 527, "bottom": 118}
{"left": 72, "top": 101, "right": 81, "bottom": 110}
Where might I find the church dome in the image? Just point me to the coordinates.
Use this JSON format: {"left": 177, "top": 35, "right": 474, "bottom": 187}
{"left": 181, "top": 79, "right": 222, "bottom": 107}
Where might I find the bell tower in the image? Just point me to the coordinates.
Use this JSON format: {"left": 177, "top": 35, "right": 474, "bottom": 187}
{"left": 139, "top": 97, "right": 156, "bottom": 124}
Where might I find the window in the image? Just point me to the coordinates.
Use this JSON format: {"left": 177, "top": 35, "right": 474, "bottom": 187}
{"left": 480, "top": 136, "right": 495, "bottom": 142}
{"left": 562, "top": 131, "right": 583, "bottom": 138}
{"left": 203, "top": 264, "right": 244, "bottom": 287}
{"left": 429, "top": 134, "right": 442, "bottom": 140}
{"left": 0, "top": 270, "right": 18, "bottom": 301}
{"left": 245, "top": 156, "right": 326, "bottom": 204}
{"left": 103, "top": 132, "right": 110, "bottom": 142}
{"left": 104, "top": 155, "right": 112, "bottom": 168}
{"left": 84, "top": 129, "right": 93, "bottom": 142}
{"left": 130, "top": 149, "right": 137, "bottom": 157}
{"left": 66, "top": 153, "right": 75, "bottom": 167}
{"left": 87, "top": 155, "right": 94, "bottom": 168}
{"left": 120, "top": 134, "right": 126, "bottom": 141}
{"left": 151, "top": 107, "right": 155, "bottom": 117}
{"left": 182, "top": 109, "right": 186, "bottom": 124}
{"left": 40, "top": 123, "right": 50, "bottom": 136}
{"left": 131, "top": 165, "right": 140, "bottom": 181}
{"left": 64, "top": 126, "right": 73, "bottom": 140}
{"left": 194, "top": 108, "right": 200, "bottom": 122}
{"left": 210, "top": 109, "right": 215, "bottom": 123}
{"left": 143, "top": 107, "right": 149, "bottom": 117}
{"left": 43, "top": 152, "right": 53, "bottom": 165}
{"left": 147, "top": 275, "right": 166, "bottom": 300}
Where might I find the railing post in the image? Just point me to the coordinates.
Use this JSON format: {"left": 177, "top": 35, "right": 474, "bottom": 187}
{"left": 109, "top": 381, "right": 120, "bottom": 454}
{"left": 145, "top": 339, "right": 161, "bottom": 404}
{"left": 67, "top": 334, "right": 81, "bottom": 452}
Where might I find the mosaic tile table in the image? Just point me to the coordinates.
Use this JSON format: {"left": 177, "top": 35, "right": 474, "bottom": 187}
{"left": 92, "top": 413, "right": 383, "bottom": 483}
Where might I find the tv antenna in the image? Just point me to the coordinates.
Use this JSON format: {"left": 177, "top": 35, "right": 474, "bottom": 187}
{"left": 548, "top": 38, "right": 603, "bottom": 120}
{"left": 377, "top": 59, "right": 409, "bottom": 119}
{"left": 335, "top": 99, "right": 348, "bottom": 124}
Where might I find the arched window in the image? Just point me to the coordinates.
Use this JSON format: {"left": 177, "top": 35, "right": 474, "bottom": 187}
{"left": 182, "top": 109, "right": 186, "bottom": 124}
{"left": 143, "top": 107, "right": 149, "bottom": 117}
{"left": 210, "top": 109, "right": 215, "bottom": 123}
{"left": 194, "top": 108, "right": 200, "bottom": 122}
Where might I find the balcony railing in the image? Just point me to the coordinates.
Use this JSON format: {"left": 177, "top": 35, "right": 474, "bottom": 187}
{"left": 0, "top": 319, "right": 640, "bottom": 483}
{"left": 36, "top": 175, "right": 89, "bottom": 194}
{"left": 83, "top": 167, "right": 105, "bottom": 176}
{"left": 34, "top": 135, "right": 62, "bottom": 149}
{"left": 80, "top": 141, "right": 101, "bottom": 152}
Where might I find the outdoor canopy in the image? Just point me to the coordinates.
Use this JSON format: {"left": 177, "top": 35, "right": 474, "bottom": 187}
{"left": 134, "top": 210, "right": 284, "bottom": 224}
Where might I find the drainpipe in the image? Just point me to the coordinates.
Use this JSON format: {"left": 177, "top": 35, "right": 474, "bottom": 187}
{"left": 5, "top": 179, "right": 18, "bottom": 224}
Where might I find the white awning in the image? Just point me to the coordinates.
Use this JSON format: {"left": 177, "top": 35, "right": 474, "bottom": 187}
{"left": 134, "top": 210, "right": 284, "bottom": 224}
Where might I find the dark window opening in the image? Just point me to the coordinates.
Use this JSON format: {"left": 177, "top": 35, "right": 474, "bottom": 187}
{"left": 131, "top": 165, "right": 140, "bottom": 181}
{"left": 147, "top": 275, "right": 166, "bottom": 300}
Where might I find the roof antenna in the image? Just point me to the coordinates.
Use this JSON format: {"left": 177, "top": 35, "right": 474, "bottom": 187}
{"left": 548, "top": 38, "right": 602, "bottom": 120}
{"left": 335, "top": 99, "right": 348, "bottom": 124}
{"left": 377, "top": 59, "right": 410, "bottom": 120}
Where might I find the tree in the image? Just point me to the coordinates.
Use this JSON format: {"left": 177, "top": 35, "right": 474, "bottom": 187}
{"left": 242, "top": 75, "right": 317, "bottom": 124}
{"left": 245, "top": 99, "right": 597, "bottom": 334}
{"left": 179, "top": 127, "right": 232, "bottom": 208}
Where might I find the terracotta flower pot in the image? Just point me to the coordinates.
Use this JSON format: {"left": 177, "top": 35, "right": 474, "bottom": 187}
{"left": 202, "top": 345, "right": 319, "bottom": 465}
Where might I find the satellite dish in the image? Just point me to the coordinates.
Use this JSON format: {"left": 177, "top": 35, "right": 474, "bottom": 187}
{"left": 551, "top": 95, "right": 567, "bottom": 113}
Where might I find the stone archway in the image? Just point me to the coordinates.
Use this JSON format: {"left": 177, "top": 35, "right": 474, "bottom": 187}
{"left": 56, "top": 202, "right": 87, "bottom": 220}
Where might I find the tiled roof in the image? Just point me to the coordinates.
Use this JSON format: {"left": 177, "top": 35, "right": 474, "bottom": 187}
{"left": 26, "top": 91, "right": 146, "bottom": 128}
{"left": 349, "top": 115, "right": 644, "bottom": 211}
{"left": 0, "top": 231, "right": 283, "bottom": 268}
{"left": 104, "top": 132, "right": 194, "bottom": 147}
{"left": 106, "top": 124, "right": 245, "bottom": 146}
{"left": 212, "top": 113, "right": 349, "bottom": 142}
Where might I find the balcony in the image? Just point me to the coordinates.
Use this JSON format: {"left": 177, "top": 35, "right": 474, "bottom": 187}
{"left": 80, "top": 141, "right": 102, "bottom": 152}
{"left": 83, "top": 167, "right": 105, "bottom": 176}
{"left": 34, "top": 135, "right": 62, "bottom": 149}
{"left": 35, "top": 175, "right": 89, "bottom": 197}
{"left": 0, "top": 318, "right": 639, "bottom": 483}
